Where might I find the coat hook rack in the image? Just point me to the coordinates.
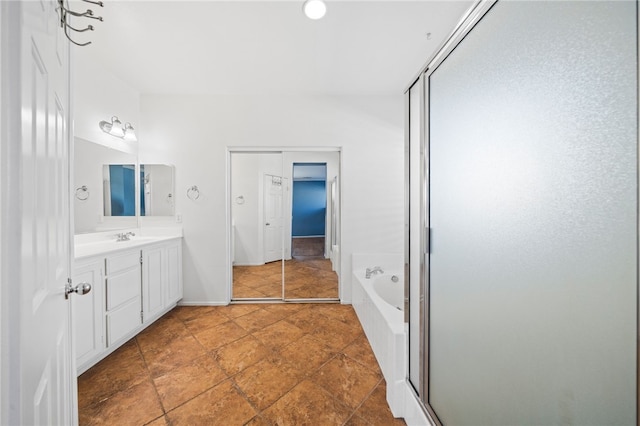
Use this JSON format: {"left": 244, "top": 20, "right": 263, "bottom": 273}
{"left": 57, "top": 0, "right": 104, "bottom": 47}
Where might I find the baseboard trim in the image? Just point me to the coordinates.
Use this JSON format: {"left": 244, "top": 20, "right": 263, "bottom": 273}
{"left": 177, "top": 301, "right": 229, "bottom": 306}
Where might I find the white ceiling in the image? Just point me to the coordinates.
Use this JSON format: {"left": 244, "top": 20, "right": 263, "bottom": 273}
{"left": 82, "top": 1, "right": 473, "bottom": 95}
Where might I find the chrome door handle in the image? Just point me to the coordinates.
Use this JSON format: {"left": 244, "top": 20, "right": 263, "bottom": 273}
{"left": 65, "top": 282, "right": 92, "bottom": 299}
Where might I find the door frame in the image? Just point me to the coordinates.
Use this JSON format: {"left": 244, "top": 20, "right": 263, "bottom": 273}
{"left": 226, "top": 147, "right": 342, "bottom": 304}
{"left": 404, "top": 3, "right": 495, "bottom": 423}
{"left": 291, "top": 162, "right": 328, "bottom": 259}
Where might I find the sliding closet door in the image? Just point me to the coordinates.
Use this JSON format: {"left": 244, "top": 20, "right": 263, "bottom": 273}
{"left": 283, "top": 151, "right": 340, "bottom": 301}
{"left": 231, "top": 152, "right": 284, "bottom": 299}
{"left": 428, "top": 1, "right": 637, "bottom": 424}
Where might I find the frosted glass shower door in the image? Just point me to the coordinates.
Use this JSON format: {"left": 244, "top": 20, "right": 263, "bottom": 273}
{"left": 428, "top": 1, "right": 637, "bottom": 424}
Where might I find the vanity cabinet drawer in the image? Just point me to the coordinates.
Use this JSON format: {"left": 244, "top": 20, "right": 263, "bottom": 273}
{"left": 106, "top": 250, "right": 141, "bottom": 275}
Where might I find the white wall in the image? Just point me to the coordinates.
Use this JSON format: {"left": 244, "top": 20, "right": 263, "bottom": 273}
{"left": 231, "top": 152, "right": 282, "bottom": 265}
{"left": 139, "top": 95, "right": 404, "bottom": 304}
{"left": 72, "top": 50, "right": 142, "bottom": 233}
{"left": 73, "top": 50, "right": 140, "bottom": 154}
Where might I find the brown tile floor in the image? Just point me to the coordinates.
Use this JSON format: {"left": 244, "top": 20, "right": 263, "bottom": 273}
{"left": 78, "top": 304, "right": 405, "bottom": 426}
{"left": 233, "top": 259, "right": 339, "bottom": 300}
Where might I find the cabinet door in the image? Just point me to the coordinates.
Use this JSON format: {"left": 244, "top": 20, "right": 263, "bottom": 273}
{"left": 106, "top": 299, "right": 142, "bottom": 347}
{"left": 73, "top": 260, "right": 104, "bottom": 373}
{"left": 106, "top": 266, "right": 141, "bottom": 310}
{"left": 142, "top": 245, "right": 165, "bottom": 322}
{"left": 166, "top": 241, "right": 183, "bottom": 305}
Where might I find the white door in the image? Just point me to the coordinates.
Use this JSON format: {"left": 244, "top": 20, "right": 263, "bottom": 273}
{"left": 263, "top": 174, "right": 284, "bottom": 263}
{"left": 5, "top": 1, "right": 75, "bottom": 424}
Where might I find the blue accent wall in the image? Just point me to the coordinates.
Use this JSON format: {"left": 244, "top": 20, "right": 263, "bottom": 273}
{"left": 109, "top": 165, "right": 135, "bottom": 216}
{"left": 292, "top": 180, "right": 326, "bottom": 237}
{"left": 140, "top": 166, "right": 146, "bottom": 216}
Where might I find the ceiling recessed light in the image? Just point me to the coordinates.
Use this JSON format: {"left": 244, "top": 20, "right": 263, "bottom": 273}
{"left": 303, "top": 0, "right": 327, "bottom": 20}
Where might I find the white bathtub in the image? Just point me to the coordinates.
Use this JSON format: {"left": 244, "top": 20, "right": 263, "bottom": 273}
{"left": 352, "top": 256, "right": 406, "bottom": 418}
{"left": 373, "top": 274, "right": 404, "bottom": 311}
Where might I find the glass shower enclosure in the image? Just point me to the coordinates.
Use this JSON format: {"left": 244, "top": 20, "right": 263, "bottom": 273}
{"left": 406, "top": 1, "right": 638, "bottom": 424}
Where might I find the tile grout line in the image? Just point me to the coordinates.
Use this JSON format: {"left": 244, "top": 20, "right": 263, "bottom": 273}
{"left": 156, "top": 311, "right": 236, "bottom": 421}
{"left": 78, "top": 340, "right": 156, "bottom": 416}
{"left": 132, "top": 336, "right": 170, "bottom": 423}
{"left": 256, "top": 351, "right": 339, "bottom": 417}
{"left": 344, "top": 376, "right": 386, "bottom": 425}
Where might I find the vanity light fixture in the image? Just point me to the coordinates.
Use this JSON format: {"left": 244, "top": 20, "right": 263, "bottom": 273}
{"left": 303, "top": 0, "right": 326, "bottom": 20}
{"left": 99, "top": 116, "right": 137, "bottom": 141}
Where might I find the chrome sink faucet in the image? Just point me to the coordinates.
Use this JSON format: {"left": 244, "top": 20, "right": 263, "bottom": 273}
{"left": 365, "top": 266, "right": 384, "bottom": 279}
{"left": 116, "top": 231, "right": 135, "bottom": 242}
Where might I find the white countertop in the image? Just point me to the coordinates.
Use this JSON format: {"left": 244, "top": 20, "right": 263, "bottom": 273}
{"left": 74, "top": 229, "right": 182, "bottom": 260}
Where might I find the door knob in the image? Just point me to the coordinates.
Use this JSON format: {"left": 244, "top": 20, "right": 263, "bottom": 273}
{"left": 65, "top": 281, "right": 92, "bottom": 299}
{"left": 265, "top": 223, "right": 270, "bottom": 226}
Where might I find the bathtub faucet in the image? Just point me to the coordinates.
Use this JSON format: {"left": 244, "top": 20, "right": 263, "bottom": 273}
{"left": 365, "top": 266, "right": 384, "bottom": 279}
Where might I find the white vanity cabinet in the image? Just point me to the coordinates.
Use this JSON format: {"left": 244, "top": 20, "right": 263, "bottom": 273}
{"left": 73, "top": 260, "right": 105, "bottom": 370}
{"left": 74, "top": 236, "right": 183, "bottom": 374}
{"left": 142, "top": 239, "right": 183, "bottom": 324}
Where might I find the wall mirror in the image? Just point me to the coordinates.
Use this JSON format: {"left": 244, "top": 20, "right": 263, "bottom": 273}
{"left": 140, "top": 164, "right": 175, "bottom": 216}
{"left": 229, "top": 149, "right": 341, "bottom": 301}
{"left": 74, "top": 138, "right": 137, "bottom": 234}
{"left": 102, "top": 164, "right": 136, "bottom": 216}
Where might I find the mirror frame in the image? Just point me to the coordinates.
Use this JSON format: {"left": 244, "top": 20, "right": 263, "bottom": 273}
{"left": 73, "top": 138, "right": 177, "bottom": 234}
{"left": 226, "top": 147, "right": 342, "bottom": 303}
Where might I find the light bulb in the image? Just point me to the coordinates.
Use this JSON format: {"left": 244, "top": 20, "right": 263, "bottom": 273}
{"left": 303, "top": 0, "right": 326, "bottom": 20}
{"left": 98, "top": 120, "right": 112, "bottom": 134}
{"left": 123, "top": 123, "right": 137, "bottom": 142}
{"left": 110, "top": 116, "right": 124, "bottom": 137}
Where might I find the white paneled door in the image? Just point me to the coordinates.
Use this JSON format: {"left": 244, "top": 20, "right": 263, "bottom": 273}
{"left": 7, "top": 0, "right": 75, "bottom": 424}
{"left": 263, "top": 174, "right": 285, "bottom": 264}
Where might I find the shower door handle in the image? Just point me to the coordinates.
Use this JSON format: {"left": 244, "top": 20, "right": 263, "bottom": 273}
{"left": 425, "top": 226, "right": 431, "bottom": 254}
